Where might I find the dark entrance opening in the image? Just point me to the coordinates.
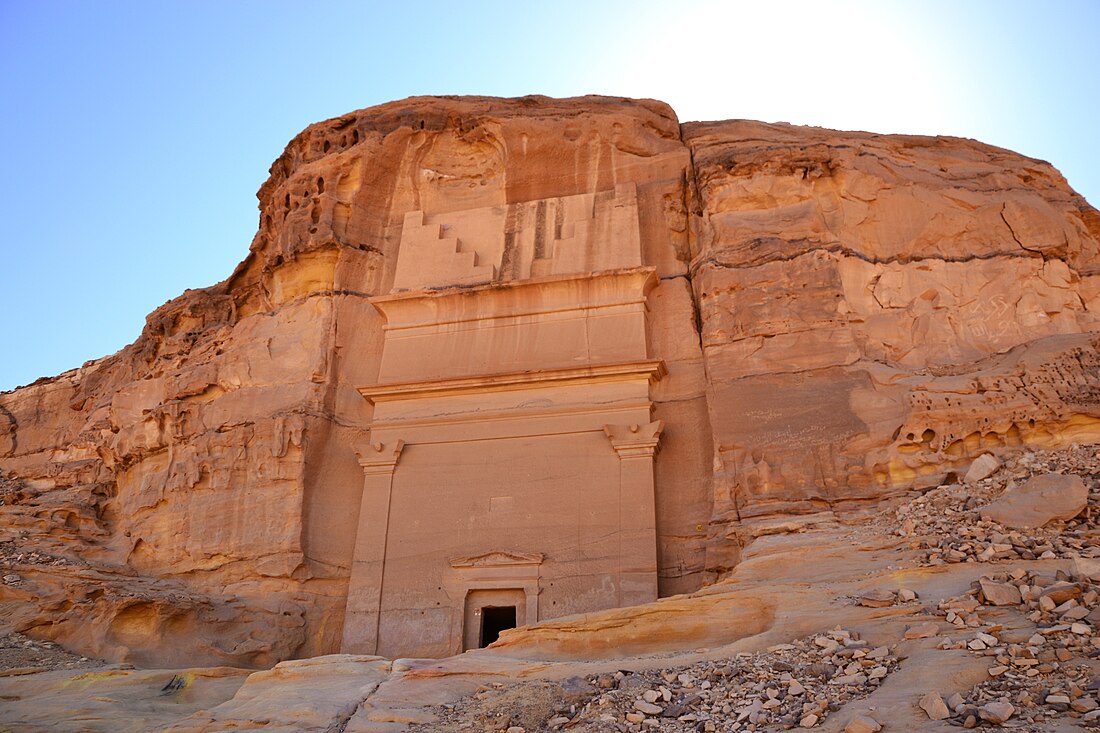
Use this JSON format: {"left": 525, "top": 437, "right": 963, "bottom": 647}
{"left": 479, "top": 605, "right": 517, "bottom": 647}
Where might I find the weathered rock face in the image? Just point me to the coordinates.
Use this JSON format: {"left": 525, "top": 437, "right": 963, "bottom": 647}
{"left": 685, "top": 120, "right": 1100, "bottom": 563}
{"left": 1, "top": 95, "right": 1098, "bottom": 667}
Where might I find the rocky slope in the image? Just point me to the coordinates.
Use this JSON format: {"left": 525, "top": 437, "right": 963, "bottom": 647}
{"left": 6, "top": 445, "right": 1100, "bottom": 731}
{"left": 1, "top": 95, "right": 1099, "bottom": 683}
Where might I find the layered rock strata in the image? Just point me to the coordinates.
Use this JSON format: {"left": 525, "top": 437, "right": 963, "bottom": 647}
{"left": 1, "top": 95, "right": 1098, "bottom": 666}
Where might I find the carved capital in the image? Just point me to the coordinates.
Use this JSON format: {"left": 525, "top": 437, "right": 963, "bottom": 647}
{"left": 353, "top": 439, "right": 405, "bottom": 476}
{"left": 603, "top": 420, "right": 663, "bottom": 458}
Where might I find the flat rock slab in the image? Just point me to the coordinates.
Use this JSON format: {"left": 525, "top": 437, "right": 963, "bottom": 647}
{"left": 979, "top": 578, "right": 1023, "bottom": 606}
{"left": 858, "top": 589, "right": 896, "bottom": 608}
{"left": 981, "top": 473, "right": 1087, "bottom": 529}
{"left": 0, "top": 666, "right": 251, "bottom": 733}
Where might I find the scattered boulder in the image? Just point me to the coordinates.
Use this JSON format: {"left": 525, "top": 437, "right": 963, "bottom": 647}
{"left": 981, "top": 473, "right": 1087, "bottom": 529}
{"left": 857, "top": 589, "right": 896, "bottom": 608}
{"left": 1040, "top": 582, "right": 1082, "bottom": 605}
{"left": 919, "top": 691, "right": 951, "bottom": 720}
{"left": 965, "top": 453, "right": 1001, "bottom": 483}
{"left": 1075, "top": 557, "right": 1100, "bottom": 582}
{"left": 978, "top": 700, "right": 1014, "bottom": 724}
{"left": 845, "top": 715, "right": 882, "bottom": 733}
{"left": 558, "top": 676, "right": 595, "bottom": 703}
{"left": 978, "top": 578, "right": 1022, "bottom": 606}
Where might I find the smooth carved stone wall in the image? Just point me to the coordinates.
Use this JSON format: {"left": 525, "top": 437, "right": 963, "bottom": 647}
{"left": 344, "top": 261, "right": 664, "bottom": 658}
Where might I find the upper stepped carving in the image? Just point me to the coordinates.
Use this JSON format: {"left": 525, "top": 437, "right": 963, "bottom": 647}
{"left": 0, "top": 95, "right": 1098, "bottom": 668}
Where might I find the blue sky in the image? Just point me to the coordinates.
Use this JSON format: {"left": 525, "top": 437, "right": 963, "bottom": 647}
{"left": 1, "top": 0, "right": 1097, "bottom": 392}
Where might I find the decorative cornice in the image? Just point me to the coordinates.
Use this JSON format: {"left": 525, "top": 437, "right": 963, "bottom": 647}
{"left": 373, "top": 266, "right": 657, "bottom": 307}
{"left": 359, "top": 360, "right": 665, "bottom": 405}
{"left": 450, "top": 551, "right": 545, "bottom": 568}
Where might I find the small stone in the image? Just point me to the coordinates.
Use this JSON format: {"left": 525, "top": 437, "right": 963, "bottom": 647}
{"left": 642, "top": 689, "right": 660, "bottom": 703}
{"left": 1062, "top": 605, "right": 1090, "bottom": 620}
{"left": 1073, "top": 697, "right": 1099, "bottom": 712}
{"left": 904, "top": 622, "right": 939, "bottom": 639}
{"left": 831, "top": 673, "right": 867, "bottom": 686}
{"left": 979, "top": 701, "right": 1014, "bottom": 724}
{"left": 1046, "top": 694, "right": 1071, "bottom": 704}
{"left": 625, "top": 713, "right": 645, "bottom": 723}
{"left": 845, "top": 716, "right": 881, "bottom": 733}
{"left": 800, "top": 713, "right": 819, "bottom": 728}
{"left": 858, "top": 589, "right": 896, "bottom": 608}
{"left": 920, "top": 692, "right": 951, "bottom": 720}
{"left": 507, "top": 728, "right": 525, "bottom": 733}
{"left": 1072, "top": 622, "right": 1091, "bottom": 635}
{"left": 988, "top": 665, "right": 1008, "bottom": 677}
{"left": 789, "top": 681, "right": 805, "bottom": 695}
{"left": 947, "top": 692, "right": 965, "bottom": 710}
{"left": 547, "top": 717, "right": 570, "bottom": 728}
{"left": 898, "top": 588, "right": 918, "bottom": 602}
{"left": 634, "top": 700, "right": 662, "bottom": 715}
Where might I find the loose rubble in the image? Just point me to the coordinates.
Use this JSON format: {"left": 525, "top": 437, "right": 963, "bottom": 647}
{"left": 888, "top": 447, "right": 1100, "bottom": 566}
{"left": 414, "top": 629, "right": 899, "bottom": 732}
{"left": 923, "top": 567, "right": 1100, "bottom": 728}
{"left": 0, "top": 631, "right": 103, "bottom": 674}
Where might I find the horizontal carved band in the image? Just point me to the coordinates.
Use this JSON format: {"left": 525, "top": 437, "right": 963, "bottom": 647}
{"left": 359, "top": 360, "right": 665, "bottom": 405}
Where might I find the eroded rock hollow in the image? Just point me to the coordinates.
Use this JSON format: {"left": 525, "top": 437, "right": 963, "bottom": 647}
{"left": 2, "top": 95, "right": 1098, "bottom": 667}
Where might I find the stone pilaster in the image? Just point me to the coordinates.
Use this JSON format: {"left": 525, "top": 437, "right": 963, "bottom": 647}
{"left": 341, "top": 439, "right": 404, "bottom": 654}
{"left": 603, "top": 421, "right": 663, "bottom": 606}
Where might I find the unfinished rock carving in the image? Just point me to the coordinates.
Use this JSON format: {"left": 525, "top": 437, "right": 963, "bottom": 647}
{"left": 2, "top": 96, "right": 1100, "bottom": 678}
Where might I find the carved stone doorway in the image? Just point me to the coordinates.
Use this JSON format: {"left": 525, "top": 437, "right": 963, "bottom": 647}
{"left": 464, "top": 588, "right": 525, "bottom": 651}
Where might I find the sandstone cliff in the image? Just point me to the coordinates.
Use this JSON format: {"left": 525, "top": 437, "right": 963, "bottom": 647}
{"left": 1, "top": 95, "right": 1098, "bottom": 668}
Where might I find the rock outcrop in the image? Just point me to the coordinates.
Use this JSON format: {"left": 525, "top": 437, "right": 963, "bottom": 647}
{"left": 1, "top": 95, "right": 1098, "bottom": 669}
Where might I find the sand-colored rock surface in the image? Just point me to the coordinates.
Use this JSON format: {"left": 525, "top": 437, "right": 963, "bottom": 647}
{"left": 684, "top": 119, "right": 1100, "bottom": 537}
{"left": 2, "top": 94, "right": 1099, "bottom": 697}
{"left": 9, "top": 445, "right": 1100, "bottom": 731}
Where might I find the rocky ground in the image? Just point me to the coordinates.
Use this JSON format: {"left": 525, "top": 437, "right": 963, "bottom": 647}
{"left": 886, "top": 446, "right": 1100, "bottom": 566}
{"left": 416, "top": 629, "right": 900, "bottom": 732}
{"left": 406, "top": 447, "right": 1100, "bottom": 733}
{"left": 8, "top": 446, "right": 1100, "bottom": 732}
{"left": 0, "top": 631, "right": 102, "bottom": 676}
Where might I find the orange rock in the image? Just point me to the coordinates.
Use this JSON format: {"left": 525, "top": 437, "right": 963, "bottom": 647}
{"left": 2, "top": 95, "right": 1099, "bottom": 666}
